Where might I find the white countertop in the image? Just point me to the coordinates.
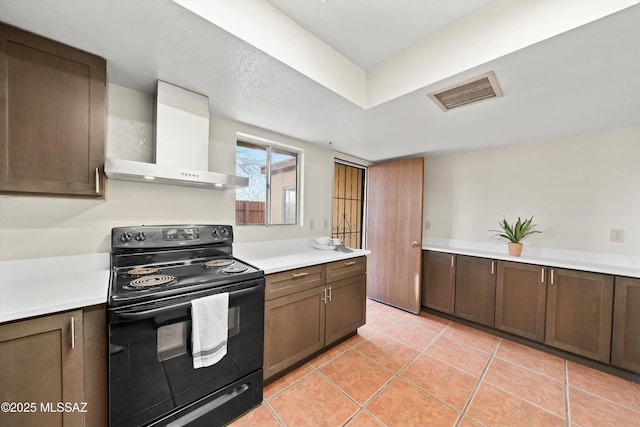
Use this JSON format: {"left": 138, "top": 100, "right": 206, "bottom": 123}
{"left": 234, "top": 238, "right": 370, "bottom": 274}
{"left": 0, "top": 239, "right": 368, "bottom": 323}
{"left": 2, "top": 236, "right": 635, "bottom": 323}
{"left": 0, "top": 253, "right": 110, "bottom": 323}
{"left": 423, "top": 238, "right": 640, "bottom": 279}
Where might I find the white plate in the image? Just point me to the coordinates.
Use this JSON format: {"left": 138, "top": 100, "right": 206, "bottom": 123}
{"left": 313, "top": 243, "right": 336, "bottom": 251}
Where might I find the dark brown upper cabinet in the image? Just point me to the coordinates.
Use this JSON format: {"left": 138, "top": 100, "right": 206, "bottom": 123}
{"left": 0, "top": 23, "right": 106, "bottom": 198}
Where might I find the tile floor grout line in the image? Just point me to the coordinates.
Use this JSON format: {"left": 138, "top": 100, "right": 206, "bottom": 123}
{"left": 564, "top": 359, "right": 571, "bottom": 427}
{"left": 263, "top": 400, "right": 287, "bottom": 427}
{"left": 263, "top": 365, "right": 316, "bottom": 403}
{"left": 490, "top": 353, "right": 565, "bottom": 384}
{"left": 457, "top": 337, "right": 502, "bottom": 426}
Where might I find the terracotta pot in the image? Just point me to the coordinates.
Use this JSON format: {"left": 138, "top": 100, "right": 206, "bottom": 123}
{"left": 508, "top": 242, "right": 523, "bottom": 257}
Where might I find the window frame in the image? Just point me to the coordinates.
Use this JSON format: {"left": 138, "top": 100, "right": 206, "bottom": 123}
{"left": 236, "top": 134, "right": 303, "bottom": 227}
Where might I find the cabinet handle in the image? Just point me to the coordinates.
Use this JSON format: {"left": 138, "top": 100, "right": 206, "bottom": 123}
{"left": 550, "top": 269, "right": 555, "bottom": 286}
{"left": 451, "top": 255, "right": 454, "bottom": 268}
{"left": 95, "top": 168, "right": 100, "bottom": 194}
{"left": 292, "top": 272, "right": 308, "bottom": 278}
{"left": 344, "top": 261, "right": 356, "bottom": 266}
{"left": 70, "top": 317, "right": 76, "bottom": 349}
{"left": 327, "top": 286, "right": 332, "bottom": 302}
{"left": 541, "top": 268, "right": 545, "bottom": 283}
{"left": 491, "top": 261, "right": 495, "bottom": 275}
{"left": 321, "top": 288, "right": 327, "bottom": 304}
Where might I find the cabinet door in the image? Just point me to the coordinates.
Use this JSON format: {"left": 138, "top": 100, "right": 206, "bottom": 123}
{"left": 455, "top": 255, "right": 496, "bottom": 327}
{"left": 422, "top": 251, "right": 455, "bottom": 314}
{"left": 264, "top": 287, "right": 326, "bottom": 380}
{"left": 325, "top": 274, "right": 366, "bottom": 345}
{"left": 0, "top": 23, "right": 106, "bottom": 198}
{"left": 495, "top": 261, "right": 547, "bottom": 342}
{"left": 611, "top": 277, "right": 640, "bottom": 373}
{"left": 0, "top": 310, "right": 84, "bottom": 427}
{"left": 545, "top": 268, "right": 613, "bottom": 363}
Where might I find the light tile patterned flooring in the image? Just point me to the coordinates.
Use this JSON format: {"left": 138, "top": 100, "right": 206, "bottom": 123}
{"left": 231, "top": 299, "right": 640, "bottom": 427}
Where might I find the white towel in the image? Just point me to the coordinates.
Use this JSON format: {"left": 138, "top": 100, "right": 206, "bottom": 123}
{"left": 191, "top": 292, "right": 229, "bottom": 369}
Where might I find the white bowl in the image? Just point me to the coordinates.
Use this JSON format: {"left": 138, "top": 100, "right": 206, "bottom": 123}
{"left": 314, "top": 237, "right": 332, "bottom": 246}
{"left": 313, "top": 243, "right": 336, "bottom": 251}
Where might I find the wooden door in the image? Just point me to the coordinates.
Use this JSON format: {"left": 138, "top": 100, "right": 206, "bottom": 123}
{"left": 455, "top": 256, "right": 496, "bottom": 327}
{"left": 611, "top": 277, "right": 640, "bottom": 373}
{"left": 0, "top": 310, "right": 84, "bottom": 427}
{"left": 263, "top": 287, "right": 326, "bottom": 380}
{"left": 325, "top": 275, "right": 367, "bottom": 345}
{"left": 366, "top": 157, "right": 424, "bottom": 313}
{"left": 422, "top": 251, "right": 456, "bottom": 314}
{"left": 495, "top": 261, "right": 547, "bottom": 342}
{"left": 545, "top": 268, "right": 613, "bottom": 363}
{"left": 0, "top": 23, "right": 106, "bottom": 198}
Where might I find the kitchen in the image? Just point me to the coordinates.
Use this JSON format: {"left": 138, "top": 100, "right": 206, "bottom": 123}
{"left": 1, "top": 1, "right": 640, "bottom": 426}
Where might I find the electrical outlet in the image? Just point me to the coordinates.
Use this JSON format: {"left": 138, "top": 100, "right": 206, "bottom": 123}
{"left": 610, "top": 229, "right": 625, "bottom": 243}
{"left": 425, "top": 220, "right": 432, "bottom": 230}
{"left": 309, "top": 219, "right": 314, "bottom": 230}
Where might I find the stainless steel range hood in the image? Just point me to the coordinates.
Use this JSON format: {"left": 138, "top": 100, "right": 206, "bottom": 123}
{"left": 105, "top": 81, "right": 248, "bottom": 190}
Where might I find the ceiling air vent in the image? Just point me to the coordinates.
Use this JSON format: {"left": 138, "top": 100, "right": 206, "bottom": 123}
{"left": 428, "top": 71, "right": 503, "bottom": 111}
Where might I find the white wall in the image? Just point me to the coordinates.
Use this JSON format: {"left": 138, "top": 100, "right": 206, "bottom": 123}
{"left": 423, "top": 127, "right": 640, "bottom": 256}
{"left": 0, "top": 85, "right": 334, "bottom": 260}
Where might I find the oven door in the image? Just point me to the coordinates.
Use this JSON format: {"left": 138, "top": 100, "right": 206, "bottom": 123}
{"left": 108, "top": 279, "right": 264, "bottom": 427}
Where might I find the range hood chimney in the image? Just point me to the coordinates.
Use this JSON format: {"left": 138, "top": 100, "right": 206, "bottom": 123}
{"left": 105, "top": 81, "right": 248, "bottom": 190}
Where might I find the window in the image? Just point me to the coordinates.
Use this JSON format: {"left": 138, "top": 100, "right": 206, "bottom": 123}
{"left": 236, "top": 140, "right": 299, "bottom": 226}
{"left": 333, "top": 162, "right": 365, "bottom": 249}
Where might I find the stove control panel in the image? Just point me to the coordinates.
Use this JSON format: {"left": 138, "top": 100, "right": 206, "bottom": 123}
{"left": 112, "top": 225, "right": 233, "bottom": 250}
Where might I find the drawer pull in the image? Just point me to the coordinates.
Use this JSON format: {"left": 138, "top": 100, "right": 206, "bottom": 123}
{"left": 344, "top": 261, "right": 356, "bottom": 266}
{"left": 550, "top": 269, "right": 555, "bottom": 286}
{"left": 292, "top": 272, "right": 308, "bottom": 278}
{"left": 491, "top": 261, "right": 495, "bottom": 275}
{"left": 95, "top": 168, "right": 100, "bottom": 194}
{"left": 451, "top": 255, "right": 454, "bottom": 268}
{"left": 541, "top": 268, "right": 545, "bottom": 283}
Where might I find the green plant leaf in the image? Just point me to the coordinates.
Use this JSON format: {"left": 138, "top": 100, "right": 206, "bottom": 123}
{"left": 489, "top": 215, "right": 541, "bottom": 243}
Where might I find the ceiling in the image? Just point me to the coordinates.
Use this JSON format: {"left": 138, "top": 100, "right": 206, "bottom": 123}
{"left": 267, "top": 0, "right": 491, "bottom": 70}
{"left": 1, "top": 0, "right": 639, "bottom": 162}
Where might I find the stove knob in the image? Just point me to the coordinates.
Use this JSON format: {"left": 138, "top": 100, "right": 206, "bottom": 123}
{"left": 119, "top": 232, "right": 132, "bottom": 243}
{"left": 221, "top": 228, "right": 230, "bottom": 238}
{"left": 211, "top": 229, "right": 219, "bottom": 238}
{"left": 134, "top": 232, "right": 146, "bottom": 242}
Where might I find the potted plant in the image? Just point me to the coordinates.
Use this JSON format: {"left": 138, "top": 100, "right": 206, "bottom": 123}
{"left": 490, "top": 216, "right": 541, "bottom": 256}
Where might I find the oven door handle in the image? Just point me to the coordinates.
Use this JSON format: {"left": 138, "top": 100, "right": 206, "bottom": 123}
{"left": 113, "top": 285, "right": 260, "bottom": 321}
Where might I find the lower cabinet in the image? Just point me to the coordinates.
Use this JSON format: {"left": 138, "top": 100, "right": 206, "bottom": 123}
{"left": 263, "top": 257, "right": 366, "bottom": 381}
{"left": 454, "top": 255, "right": 496, "bottom": 327}
{"left": 421, "top": 251, "right": 455, "bottom": 314}
{"left": 495, "top": 261, "right": 547, "bottom": 342}
{"left": 325, "top": 272, "right": 367, "bottom": 345}
{"left": 423, "top": 251, "right": 638, "bottom": 373}
{"left": 545, "top": 268, "right": 614, "bottom": 363}
{"left": 264, "top": 286, "right": 326, "bottom": 380}
{"left": 611, "top": 277, "right": 640, "bottom": 372}
{"left": 0, "top": 310, "right": 85, "bottom": 427}
{"left": 0, "top": 305, "right": 107, "bottom": 427}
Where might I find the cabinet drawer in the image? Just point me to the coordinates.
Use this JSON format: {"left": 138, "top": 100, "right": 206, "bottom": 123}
{"left": 266, "top": 265, "right": 325, "bottom": 301}
{"left": 326, "top": 257, "right": 366, "bottom": 283}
